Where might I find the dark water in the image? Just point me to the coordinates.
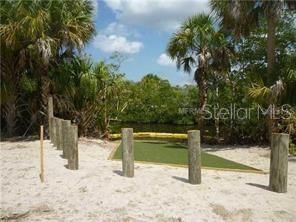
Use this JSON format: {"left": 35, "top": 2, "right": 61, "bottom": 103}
{"left": 110, "top": 122, "right": 199, "bottom": 134}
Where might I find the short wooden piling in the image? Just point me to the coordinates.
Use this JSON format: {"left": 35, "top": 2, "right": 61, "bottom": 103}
{"left": 56, "top": 118, "right": 63, "bottom": 150}
{"left": 48, "top": 96, "right": 53, "bottom": 139}
{"left": 188, "top": 130, "right": 201, "bottom": 184}
{"left": 68, "top": 125, "right": 79, "bottom": 170}
{"left": 40, "top": 125, "right": 44, "bottom": 183}
{"left": 62, "top": 120, "right": 71, "bottom": 159}
{"left": 122, "top": 128, "right": 134, "bottom": 177}
{"left": 269, "top": 133, "right": 289, "bottom": 193}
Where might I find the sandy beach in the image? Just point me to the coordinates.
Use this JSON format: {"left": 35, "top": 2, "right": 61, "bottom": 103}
{"left": 1, "top": 138, "right": 295, "bottom": 222}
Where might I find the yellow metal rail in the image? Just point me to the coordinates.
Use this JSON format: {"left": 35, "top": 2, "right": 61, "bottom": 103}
{"left": 110, "top": 132, "right": 187, "bottom": 140}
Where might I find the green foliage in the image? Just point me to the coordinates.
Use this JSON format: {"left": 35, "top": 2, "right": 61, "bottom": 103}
{"left": 19, "top": 74, "right": 38, "bottom": 94}
{"left": 117, "top": 74, "right": 197, "bottom": 125}
{"left": 80, "top": 74, "right": 98, "bottom": 101}
{"left": 1, "top": 0, "right": 295, "bottom": 145}
{"left": 48, "top": 55, "right": 127, "bottom": 137}
{"left": 1, "top": 0, "right": 95, "bottom": 136}
{"left": 290, "top": 144, "right": 296, "bottom": 156}
{"left": 166, "top": 13, "right": 219, "bottom": 77}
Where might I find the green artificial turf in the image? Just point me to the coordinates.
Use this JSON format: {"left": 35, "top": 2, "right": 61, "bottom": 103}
{"left": 113, "top": 140, "right": 260, "bottom": 171}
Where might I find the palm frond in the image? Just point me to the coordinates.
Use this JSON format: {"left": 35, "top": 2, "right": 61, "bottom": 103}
{"left": 166, "top": 13, "right": 216, "bottom": 76}
{"left": 248, "top": 83, "right": 271, "bottom": 100}
{"left": 182, "top": 57, "right": 195, "bottom": 73}
{"left": 248, "top": 79, "right": 285, "bottom": 104}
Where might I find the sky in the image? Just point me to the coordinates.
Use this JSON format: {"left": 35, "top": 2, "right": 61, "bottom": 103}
{"left": 85, "top": 0, "right": 210, "bottom": 86}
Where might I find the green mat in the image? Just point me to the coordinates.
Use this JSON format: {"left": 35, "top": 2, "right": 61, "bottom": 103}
{"left": 112, "top": 140, "right": 260, "bottom": 171}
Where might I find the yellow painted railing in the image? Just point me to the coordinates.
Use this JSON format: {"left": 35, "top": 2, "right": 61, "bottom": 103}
{"left": 110, "top": 132, "right": 187, "bottom": 140}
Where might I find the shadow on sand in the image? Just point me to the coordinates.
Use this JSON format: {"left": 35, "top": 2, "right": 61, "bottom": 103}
{"left": 246, "top": 182, "right": 271, "bottom": 191}
{"left": 113, "top": 170, "right": 123, "bottom": 176}
{"left": 172, "top": 176, "right": 189, "bottom": 184}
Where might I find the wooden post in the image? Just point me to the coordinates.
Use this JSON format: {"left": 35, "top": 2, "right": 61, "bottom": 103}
{"left": 49, "top": 117, "right": 53, "bottom": 144}
{"left": 48, "top": 96, "right": 53, "bottom": 139}
{"left": 59, "top": 118, "right": 64, "bottom": 151}
{"left": 68, "top": 125, "right": 79, "bottom": 170}
{"left": 121, "top": 128, "right": 134, "bottom": 177}
{"left": 52, "top": 118, "right": 57, "bottom": 147}
{"left": 269, "top": 133, "right": 289, "bottom": 193}
{"left": 40, "top": 125, "right": 44, "bottom": 183}
{"left": 62, "top": 120, "right": 71, "bottom": 159}
{"left": 56, "top": 118, "right": 63, "bottom": 150}
{"left": 188, "top": 130, "right": 201, "bottom": 184}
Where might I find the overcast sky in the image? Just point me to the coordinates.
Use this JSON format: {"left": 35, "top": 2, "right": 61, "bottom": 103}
{"left": 85, "top": 0, "right": 210, "bottom": 85}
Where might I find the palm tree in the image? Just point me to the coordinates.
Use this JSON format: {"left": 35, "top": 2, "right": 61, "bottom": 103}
{"left": 210, "top": 0, "right": 296, "bottom": 141}
{"left": 249, "top": 79, "right": 285, "bottom": 140}
{"left": 167, "top": 14, "right": 231, "bottom": 139}
{"left": 210, "top": 0, "right": 296, "bottom": 76}
{"left": 0, "top": 0, "right": 95, "bottom": 136}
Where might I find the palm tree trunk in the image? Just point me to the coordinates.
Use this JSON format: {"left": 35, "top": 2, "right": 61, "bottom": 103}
{"left": 266, "top": 14, "right": 276, "bottom": 142}
{"left": 40, "top": 73, "right": 50, "bottom": 136}
{"left": 266, "top": 105, "right": 274, "bottom": 142}
{"left": 267, "top": 12, "right": 276, "bottom": 75}
{"left": 215, "top": 86, "right": 220, "bottom": 143}
{"left": 196, "top": 69, "right": 208, "bottom": 142}
{"left": 4, "top": 100, "right": 17, "bottom": 137}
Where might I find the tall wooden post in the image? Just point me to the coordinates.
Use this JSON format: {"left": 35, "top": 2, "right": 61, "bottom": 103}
{"left": 68, "top": 125, "right": 79, "bottom": 170}
{"left": 48, "top": 96, "right": 53, "bottom": 139}
{"left": 40, "top": 125, "right": 44, "bottom": 183}
{"left": 56, "top": 118, "right": 63, "bottom": 150}
{"left": 188, "top": 130, "right": 201, "bottom": 184}
{"left": 269, "top": 133, "right": 289, "bottom": 193}
{"left": 52, "top": 118, "right": 57, "bottom": 147}
{"left": 62, "top": 120, "right": 71, "bottom": 159}
{"left": 122, "top": 128, "right": 134, "bottom": 177}
{"left": 49, "top": 117, "right": 54, "bottom": 145}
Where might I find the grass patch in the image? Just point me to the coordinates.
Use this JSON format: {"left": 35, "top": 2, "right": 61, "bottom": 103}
{"left": 112, "top": 140, "right": 260, "bottom": 171}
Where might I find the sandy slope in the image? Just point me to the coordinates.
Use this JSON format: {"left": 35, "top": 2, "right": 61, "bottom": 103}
{"left": 0, "top": 138, "right": 295, "bottom": 222}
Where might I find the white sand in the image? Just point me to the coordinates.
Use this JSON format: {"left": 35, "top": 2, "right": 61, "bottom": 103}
{"left": 1, "top": 138, "right": 295, "bottom": 222}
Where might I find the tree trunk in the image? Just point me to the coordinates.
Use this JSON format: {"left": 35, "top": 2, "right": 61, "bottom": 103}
{"left": 4, "top": 100, "right": 17, "bottom": 137}
{"left": 266, "top": 115, "right": 273, "bottom": 142}
{"left": 226, "top": 74, "right": 235, "bottom": 143}
{"left": 266, "top": 12, "right": 277, "bottom": 142}
{"left": 196, "top": 68, "right": 208, "bottom": 142}
{"left": 215, "top": 86, "right": 220, "bottom": 143}
{"left": 103, "top": 87, "right": 110, "bottom": 138}
{"left": 40, "top": 74, "right": 50, "bottom": 137}
{"left": 48, "top": 96, "right": 53, "bottom": 140}
{"left": 267, "top": 11, "right": 276, "bottom": 76}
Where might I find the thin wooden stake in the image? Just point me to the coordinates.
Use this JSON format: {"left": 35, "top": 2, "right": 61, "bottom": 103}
{"left": 40, "top": 125, "right": 44, "bottom": 183}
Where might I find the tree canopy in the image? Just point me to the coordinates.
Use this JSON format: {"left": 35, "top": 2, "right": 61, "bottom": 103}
{"left": 1, "top": 0, "right": 295, "bottom": 151}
